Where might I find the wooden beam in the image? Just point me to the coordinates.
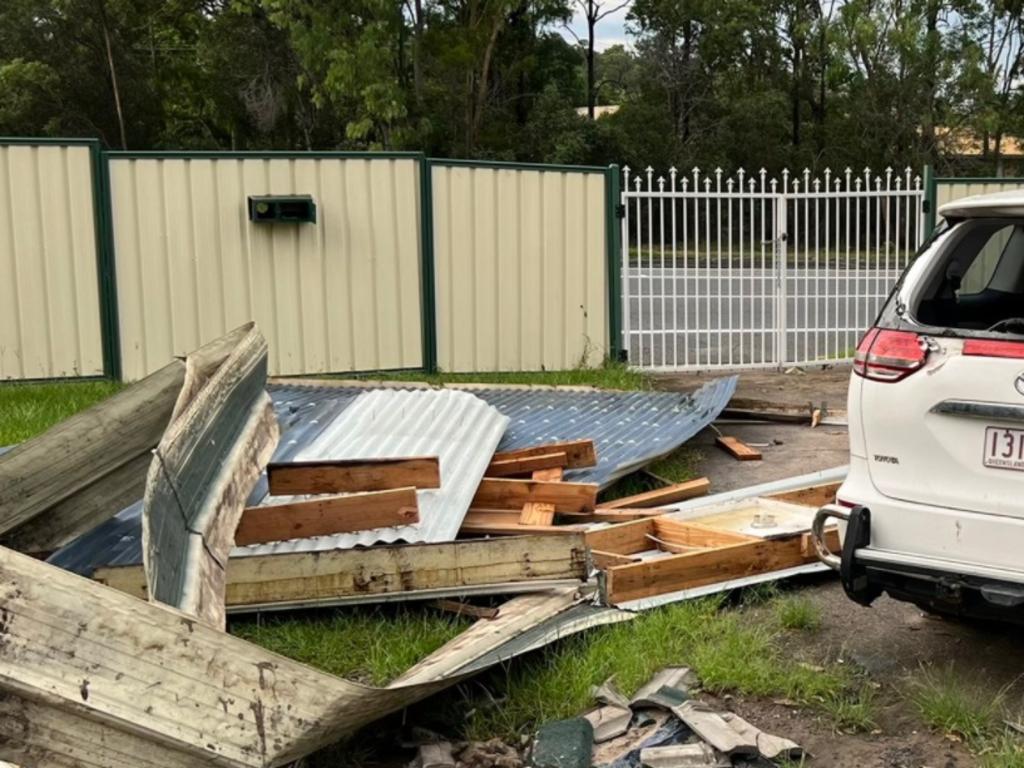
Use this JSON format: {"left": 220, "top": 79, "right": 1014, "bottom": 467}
{"left": 598, "top": 478, "right": 710, "bottom": 509}
{"left": 584, "top": 518, "right": 657, "bottom": 555}
{"left": 235, "top": 488, "right": 420, "bottom": 546}
{"left": 94, "top": 534, "right": 588, "bottom": 609}
{"left": 715, "top": 436, "right": 762, "bottom": 461}
{"left": 486, "top": 451, "right": 568, "bottom": 477}
{"left": 459, "top": 519, "right": 585, "bottom": 537}
{"left": 519, "top": 466, "right": 563, "bottom": 526}
{"left": 489, "top": 440, "right": 597, "bottom": 469}
{"left": 432, "top": 599, "right": 500, "bottom": 620}
{"left": 653, "top": 518, "right": 758, "bottom": 549}
{"left": 604, "top": 534, "right": 823, "bottom": 604}
{"left": 769, "top": 483, "right": 842, "bottom": 509}
{"left": 800, "top": 526, "right": 840, "bottom": 557}
{"left": 267, "top": 457, "right": 441, "bottom": 495}
{"left": 472, "top": 478, "right": 597, "bottom": 513}
{"left": 591, "top": 550, "right": 641, "bottom": 569}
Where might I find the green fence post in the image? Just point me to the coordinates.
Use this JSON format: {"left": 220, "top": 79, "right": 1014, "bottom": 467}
{"left": 419, "top": 156, "right": 438, "bottom": 374}
{"left": 90, "top": 143, "right": 122, "bottom": 381}
{"left": 923, "top": 164, "right": 936, "bottom": 236}
{"left": 605, "top": 164, "right": 623, "bottom": 362}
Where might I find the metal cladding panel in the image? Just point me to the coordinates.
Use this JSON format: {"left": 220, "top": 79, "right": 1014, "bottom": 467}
{"left": 0, "top": 144, "right": 104, "bottom": 379}
{"left": 48, "top": 378, "right": 734, "bottom": 573}
{"left": 432, "top": 164, "right": 608, "bottom": 372}
{"left": 237, "top": 388, "right": 508, "bottom": 554}
{"left": 109, "top": 156, "right": 424, "bottom": 380}
{"left": 937, "top": 180, "right": 1024, "bottom": 213}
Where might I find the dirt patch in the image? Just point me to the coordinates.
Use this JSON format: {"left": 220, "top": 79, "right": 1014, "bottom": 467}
{"left": 706, "top": 692, "right": 971, "bottom": 768}
{"left": 654, "top": 366, "right": 852, "bottom": 409}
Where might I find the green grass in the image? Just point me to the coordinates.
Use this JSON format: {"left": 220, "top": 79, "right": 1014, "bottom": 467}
{"left": 231, "top": 607, "right": 471, "bottom": 686}
{"left": 341, "top": 360, "right": 652, "bottom": 391}
{"left": 775, "top": 595, "right": 822, "bottom": 632}
{"left": 0, "top": 380, "right": 123, "bottom": 444}
{"left": 909, "top": 663, "right": 1024, "bottom": 765}
{"left": 601, "top": 445, "right": 704, "bottom": 501}
{"left": 458, "top": 593, "right": 873, "bottom": 740}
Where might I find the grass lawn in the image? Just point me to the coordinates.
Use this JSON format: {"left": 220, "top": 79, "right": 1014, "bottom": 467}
{"left": 0, "top": 380, "right": 124, "bottom": 444}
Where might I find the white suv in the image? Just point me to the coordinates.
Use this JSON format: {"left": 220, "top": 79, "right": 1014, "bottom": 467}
{"left": 813, "top": 190, "right": 1024, "bottom": 623}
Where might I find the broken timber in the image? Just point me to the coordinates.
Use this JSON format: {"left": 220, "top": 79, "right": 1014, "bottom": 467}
{"left": 266, "top": 457, "right": 441, "bottom": 495}
{"left": 95, "top": 533, "right": 589, "bottom": 611}
{"left": 472, "top": 477, "right": 597, "bottom": 513}
{"left": 715, "top": 436, "right": 762, "bottom": 461}
{"left": 0, "top": 546, "right": 594, "bottom": 768}
{"left": 597, "top": 478, "right": 710, "bottom": 509}
{"left": 142, "top": 323, "right": 279, "bottom": 629}
{"left": 488, "top": 440, "right": 597, "bottom": 471}
{"left": 235, "top": 488, "right": 420, "bottom": 545}
{"left": 0, "top": 362, "right": 186, "bottom": 554}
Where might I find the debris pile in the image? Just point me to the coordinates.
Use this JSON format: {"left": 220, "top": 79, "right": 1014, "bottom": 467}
{"left": 0, "top": 323, "right": 842, "bottom": 766}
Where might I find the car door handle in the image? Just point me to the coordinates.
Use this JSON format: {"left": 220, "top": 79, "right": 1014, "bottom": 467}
{"left": 930, "top": 399, "right": 1024, "bottom": 422}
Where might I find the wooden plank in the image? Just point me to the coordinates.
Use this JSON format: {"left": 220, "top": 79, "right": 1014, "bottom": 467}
{"left": 769, "top": 483, "right": 842, "bottom": 509}
{"left": 715, "top": 436, "right": 762, "bottom": 461}
{"left": 584, "top": 518, "right": 657, "bottom": 555}
{"left": 653, "top": 518, "right": 759, "bottom": 548}
{"left": 490, "top": 440, "right": 597, "bottom": 469}
{"left": 486, "top": 451, "right": 568, "bottom": 477}
{"left": 432, "top": 599, "right": 500, "bottom": 620}
{"left": 519, "top": 466, "right": 563, "bottom": 526}
{"left": 463, "top": 508, "right": 664, "bottom": 526}
{"left": 472, "top": 478, "right": 597, "bottom": 513}
{"left": 591, "top": 550, "right": 641, "bottom": 569}
{"left": 95, "top": 534, "right": 589, "bottom": 608}
{"left": 597, "top": 478, "right": 710, "bottom": 509}
{"left": 604, "top": 534, "right": 822, "bottom": 604}
{"left": 800, "top": 526, "right": 840, "bottom": 557}
{"left": 459, "top": 519, "right": 585, "bottom": 536}
{"left": 235, "top": 487, "right": 420, "bottom": 546}
{"left": 267, "top": 456, "right": 441, "bottom": 495}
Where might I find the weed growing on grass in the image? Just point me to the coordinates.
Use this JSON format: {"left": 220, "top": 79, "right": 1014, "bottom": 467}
{"left": 231, "top": 607, "right": 470, "bottom": 686}
{"left": 774, "top": 595, "right": 822, "bottom": 632}
{"left": 909, "top": 664, "right": 1007, "bottom": 744}
{"left": 979, "top": 734, "right": 1024, "bottom": 768}
{"left": 820, "top": 685, "right": 878, "bottom": 731}
{"left": 0, "top": 380, "right": 123, "bottom": 444}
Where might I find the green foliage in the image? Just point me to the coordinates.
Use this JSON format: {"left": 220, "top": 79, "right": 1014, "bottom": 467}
{"left": 909, "top": 663, "right": 1008, "bottom": 744}
{"left": 775, "top": 595, "right": 822, "bottom": 632}
{"left": 231, "top": 607, "right": 470, "bottom": 686}
{"left": 351, "top": 360, "right": 652, "bottom": 390}
{"left": 0, "top": 381, "right": 123, "bottom": 444}
{"left": 1, "top": 0, "right": 1019, "bottom": 172}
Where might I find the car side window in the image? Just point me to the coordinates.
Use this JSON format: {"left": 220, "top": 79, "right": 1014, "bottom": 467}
{"left": 960, "top": 225, "right": 1016, "bottom": 295}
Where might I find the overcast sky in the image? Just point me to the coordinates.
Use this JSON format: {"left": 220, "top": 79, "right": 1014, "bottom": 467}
{"left": 560, "top": 1, "right": 633, "bottom": 51}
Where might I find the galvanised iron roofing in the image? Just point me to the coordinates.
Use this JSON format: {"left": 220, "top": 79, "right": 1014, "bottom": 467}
{"left": 49, "top": 377, "right": 735, "bottom": 576}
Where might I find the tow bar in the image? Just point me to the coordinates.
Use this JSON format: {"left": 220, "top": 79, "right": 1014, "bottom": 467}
{"left": 811, "top": 503, "right": 882, "bottom": 606}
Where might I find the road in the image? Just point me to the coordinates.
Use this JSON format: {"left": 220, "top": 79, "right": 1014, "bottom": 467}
{"left": 623, "top": 267, "right": 902, "bottom": 368}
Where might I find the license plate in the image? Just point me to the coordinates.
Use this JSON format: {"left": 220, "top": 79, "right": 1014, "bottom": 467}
{"left": 984, "top": 426, "right": 1024, "bottom": 471}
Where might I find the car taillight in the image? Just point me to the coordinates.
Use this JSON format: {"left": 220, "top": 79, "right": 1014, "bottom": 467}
{"left": 854, "top": 328, "right": 927, "bottom": 382}
{"left": 963, "top": 339, "right": 1024, "bottom": 359}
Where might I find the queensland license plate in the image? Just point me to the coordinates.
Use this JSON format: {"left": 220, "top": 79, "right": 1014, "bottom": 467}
{"left": 984, "top": 426, "right": 1024, "bottom": 471}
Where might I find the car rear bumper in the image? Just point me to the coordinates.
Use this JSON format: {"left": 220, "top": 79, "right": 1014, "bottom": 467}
{"left": 813, "top": 504, "right": 1024, "bottom": 624}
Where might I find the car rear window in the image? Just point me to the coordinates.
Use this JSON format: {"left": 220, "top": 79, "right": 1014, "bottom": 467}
{"left": 910, "top": 218, "right": 1024, "bottom": 335}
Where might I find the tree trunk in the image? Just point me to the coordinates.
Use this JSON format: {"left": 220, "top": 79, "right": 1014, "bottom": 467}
{"left": 470, "top": 16, "right": 503, "bottom": 150}
{"left": 97, "top": 0, "right": 128, "bottom": 149}
{"left": 586, "top": 0, "right": 596, "bottom": 119}
{"left": 791, "top": 43, "right": 802, "bottom": 147}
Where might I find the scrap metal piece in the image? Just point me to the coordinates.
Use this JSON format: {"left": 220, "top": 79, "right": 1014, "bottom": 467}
{"left": 639, "top": 743, "right": 730, "bottom": 768}
{"left": 142, "top": 323, "right": 279, "bottom": 628}
{"left": 630, "top": 669, "right": 700, "bottom": 710}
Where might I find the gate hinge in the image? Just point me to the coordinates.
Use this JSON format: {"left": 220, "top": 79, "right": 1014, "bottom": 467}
{"left": 922, "top": 199, "right": 931, "bottom": 214}
{"left": 615, "top": 203, "right": 626, "bottom": 219}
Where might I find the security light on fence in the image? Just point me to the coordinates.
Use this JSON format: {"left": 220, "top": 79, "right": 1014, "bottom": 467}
{"left": 247, "top": 195, "right": 317, "bottom": 223}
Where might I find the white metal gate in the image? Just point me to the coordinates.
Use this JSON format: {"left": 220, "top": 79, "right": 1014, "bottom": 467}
{"left": 621, "top": 166, "right": 925, "bottom": 370}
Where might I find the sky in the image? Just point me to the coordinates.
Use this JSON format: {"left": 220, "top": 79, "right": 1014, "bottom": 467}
{"left": 560, "top": 1, "right": 633, "bottom": 52}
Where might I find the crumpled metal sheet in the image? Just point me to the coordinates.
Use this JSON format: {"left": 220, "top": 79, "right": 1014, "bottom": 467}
{"left": 49, "top": 378, "right": 735, "bottom": 575}
{"left": 267, "top": 376, "right": 738, "bottom": 489}
{"left": 237, "top": 388, "right": 508, "bottom": 554}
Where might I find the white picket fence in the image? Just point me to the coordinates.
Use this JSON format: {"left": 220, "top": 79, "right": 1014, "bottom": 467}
{"left": 621, "top": 166, "right": 926, "bottom": 370}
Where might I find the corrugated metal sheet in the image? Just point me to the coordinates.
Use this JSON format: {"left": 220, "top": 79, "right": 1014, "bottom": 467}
{"left": 109, "top": 156, "right": 424, "bottom": 380}
{"left": 0, "top": 144, "right": 104, "bottom": 379}
{"left": 49, "top": 378, "right": 734, "bottom": 574}
{"left": 432, "top": 164, "right": 608, "bottom": 372}
{"left": 268, "top": 377, "right": 736, "bottom": 488}
{"left": 238, "top": 388, "right": 508, "bottom": 554}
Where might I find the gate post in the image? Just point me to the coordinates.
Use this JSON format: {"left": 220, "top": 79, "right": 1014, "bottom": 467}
{"left": 775, "top": 196, "right": 788, "bottom": 368}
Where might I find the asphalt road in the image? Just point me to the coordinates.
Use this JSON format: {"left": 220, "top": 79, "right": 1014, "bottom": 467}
{"left": 624, "top": 267, "right": 903, "bottom": 368}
